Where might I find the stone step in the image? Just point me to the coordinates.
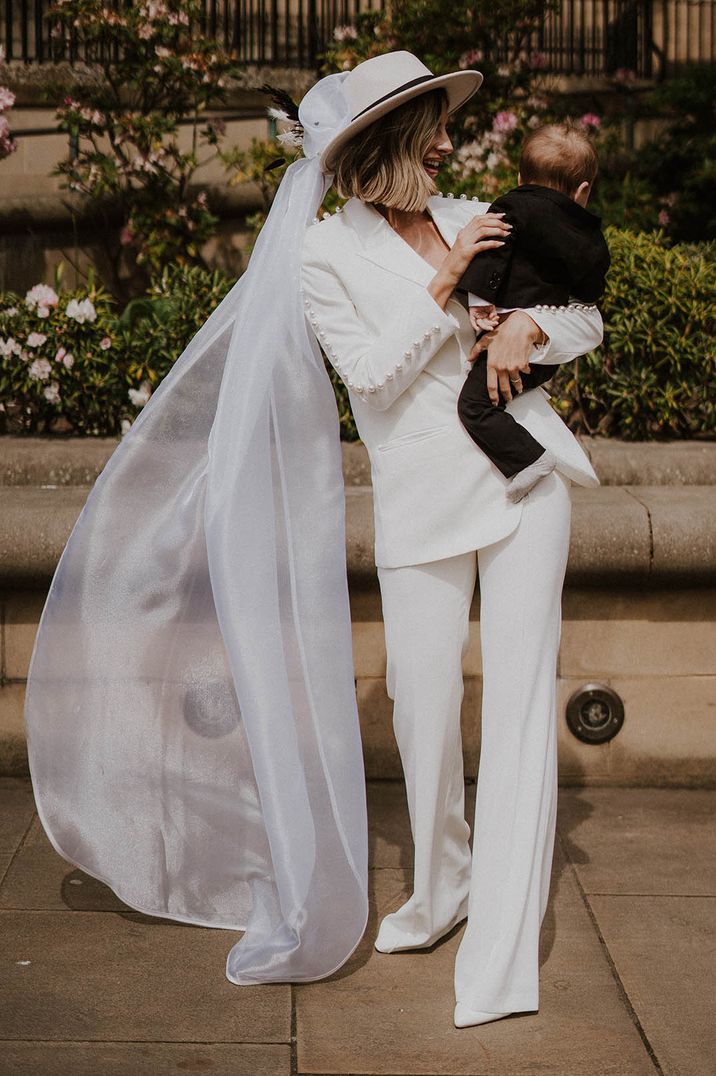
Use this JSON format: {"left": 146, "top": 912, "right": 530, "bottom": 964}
{"left": 0, "top": 482, "right": 714, "bottom": 587}
{"left": 1, "top": 436, "right": 715, "bottom": 487}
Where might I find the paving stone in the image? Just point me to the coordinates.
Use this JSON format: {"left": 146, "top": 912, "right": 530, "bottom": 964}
{"left": 0, "top": 910, "right": 290, "bottom": 1043}
{"left": 0, "top": 815, "right": 132, "bottom": 912}
{"left": 0, "top": 778, "right": 35, "bottom": 882}
{"left": 558, "top": 788, "right": 716, "bottom": 896}
{"left": 295, "top": 847, "right": 653, "bottom": 1075}
{"left": 0, "top": 1042, "right": 290, "bottom": 1076}
{"left": 589, "top": 895, "right": 716, "bottom": 1076}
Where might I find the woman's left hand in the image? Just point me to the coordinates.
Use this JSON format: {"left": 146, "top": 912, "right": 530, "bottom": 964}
{"left": 468, "top": 310, "right": 546, "bottom": 405}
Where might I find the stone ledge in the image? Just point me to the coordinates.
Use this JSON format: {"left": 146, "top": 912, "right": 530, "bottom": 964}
{"left": 2, "top": 437, "right": 714, "bottom": 488}
{"left": 1, "top": 483, "right": 714, "bottom": 588}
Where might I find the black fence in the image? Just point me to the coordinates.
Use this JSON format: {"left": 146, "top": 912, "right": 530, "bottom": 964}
{"left": 1, "top": 0, "right": 714, "bottom": 76}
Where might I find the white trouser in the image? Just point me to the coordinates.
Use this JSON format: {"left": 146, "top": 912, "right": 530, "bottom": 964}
{"left": 375, "top": 470, "right": 572, "bottom": 1014}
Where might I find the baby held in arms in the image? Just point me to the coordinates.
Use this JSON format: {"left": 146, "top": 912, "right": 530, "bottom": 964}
{"left": 455, "top": 122, "right": 611, "bottom": 502}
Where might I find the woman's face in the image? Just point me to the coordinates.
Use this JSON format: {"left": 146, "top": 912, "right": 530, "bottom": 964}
{"left": 422, "top": 100, "right": 453, "bottom": 180}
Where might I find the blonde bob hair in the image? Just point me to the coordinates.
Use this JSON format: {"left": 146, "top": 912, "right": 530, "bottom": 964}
{"left": 332, "top": 88, "right": 448, "bottom": 213}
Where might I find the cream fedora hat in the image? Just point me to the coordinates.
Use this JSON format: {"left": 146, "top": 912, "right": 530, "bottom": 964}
{"left": 318, "top": 50, "right": 482, "bottom": 173}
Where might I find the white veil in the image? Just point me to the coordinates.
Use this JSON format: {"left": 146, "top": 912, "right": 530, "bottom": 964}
{"left": 23, "top": 72, "right": 370, "bottom": 984}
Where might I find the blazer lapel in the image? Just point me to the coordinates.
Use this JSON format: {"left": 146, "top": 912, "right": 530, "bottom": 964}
{"left": 342, "top": 196, "right": 438, "bottom": 288}
{"left": 342, "top": 195, "right": 482, "bottom": 287}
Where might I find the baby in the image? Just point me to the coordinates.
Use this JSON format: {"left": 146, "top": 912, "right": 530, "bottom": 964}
{"left": 455, "top": 122, "right": 611, "bottom": 502}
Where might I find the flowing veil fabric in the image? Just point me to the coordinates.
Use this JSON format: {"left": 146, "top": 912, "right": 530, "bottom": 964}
{"left": 23, "top": 72, "right": 370, "bottom": 983}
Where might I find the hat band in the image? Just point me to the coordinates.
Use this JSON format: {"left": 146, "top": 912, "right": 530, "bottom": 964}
{"left": 351, "top": 74, "right": 438, "bottom": 120}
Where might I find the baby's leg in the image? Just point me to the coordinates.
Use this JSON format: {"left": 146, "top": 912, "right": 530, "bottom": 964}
{"left": 457, "top": 357, "right": 556, "bottom": 500}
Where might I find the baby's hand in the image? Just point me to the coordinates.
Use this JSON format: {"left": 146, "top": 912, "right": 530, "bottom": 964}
{"left": 469, "top": 304, "right": 499, "bottom": 333}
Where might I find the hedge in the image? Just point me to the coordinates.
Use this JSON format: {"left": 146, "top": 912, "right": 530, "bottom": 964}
{"left": 0, "top": 229, "right": 713, "bottom": 441}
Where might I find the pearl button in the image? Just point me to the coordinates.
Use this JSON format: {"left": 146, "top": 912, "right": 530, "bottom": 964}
{"left": 460, "top": 193, "right": 466, "bottom": 199}
{"left": 447, "top": 192, "right": 454, "bottom": 198}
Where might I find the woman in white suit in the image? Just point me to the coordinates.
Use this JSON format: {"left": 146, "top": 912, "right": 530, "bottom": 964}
{"left": 300, "top": 51, "right": 602, "bottom": 1027}
{"left": 23, "top": 46, "right": 602, "bottom": 1013}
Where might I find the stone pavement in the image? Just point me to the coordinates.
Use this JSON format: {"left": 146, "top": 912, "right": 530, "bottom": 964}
{"left": 1, "top": 778, "right": 714, "bottom": 1076}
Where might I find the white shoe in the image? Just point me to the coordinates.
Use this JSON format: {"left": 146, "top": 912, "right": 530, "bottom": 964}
{"left": 506, "top": 450, "right": 557, "bottom": 503}
{"left": 374, "top": 900, "right": 468, "bottom": 954}
{"left": 453, "top": 1003, "right": 512, "bottom": 1028}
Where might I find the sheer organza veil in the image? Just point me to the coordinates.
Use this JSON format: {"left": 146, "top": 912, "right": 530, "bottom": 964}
{"left": 23, "top": 71, "right": 370, "bottom": 984}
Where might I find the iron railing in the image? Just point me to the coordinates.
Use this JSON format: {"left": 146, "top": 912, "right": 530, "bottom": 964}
{"left": 1, "top": 1, "right": 714, "bottom": 75}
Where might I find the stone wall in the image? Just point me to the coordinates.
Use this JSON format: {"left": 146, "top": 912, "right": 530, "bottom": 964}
{"left": 1, "top": 438, "right": 714, "bottom": 786}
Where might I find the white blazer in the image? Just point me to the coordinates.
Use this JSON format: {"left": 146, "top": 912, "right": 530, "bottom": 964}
{"left": 300, "top": 194, "right": 602, "bottom": 569}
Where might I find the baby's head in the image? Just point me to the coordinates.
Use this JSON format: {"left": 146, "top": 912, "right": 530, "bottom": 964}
{"left": 518, "top": 123, "right": 598, "bottom": 207}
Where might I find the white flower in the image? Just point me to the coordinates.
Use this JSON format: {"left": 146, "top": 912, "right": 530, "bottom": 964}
{"left": 121, "top": 418, "right": 132, "bottom": 436}
{"left": 27, "top": 332, "right": 47, "bottom": 347}
{"left": 2, "top": 306, "right": 18, "bottom": 316}
{"left": 65, "top": 298, "right": 97, "bottom": 323}
{"left": 43, "top": 381, "right": 61, "bottom": 403}
{"left": 128, "top": 380, "right": 152, "bottom": 407}
{"left": 28, "top": 357, "right": 52, "bottom": 381}
{"left": 25, "top": 284, "right": 59, "bottom": 317}
{"left": 0, "top": 336, "right": 22, "bottom": 357}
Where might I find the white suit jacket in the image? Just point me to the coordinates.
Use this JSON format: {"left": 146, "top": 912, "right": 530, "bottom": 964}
{"left": 300, "top": 194, "right": 602, "bottom": 569}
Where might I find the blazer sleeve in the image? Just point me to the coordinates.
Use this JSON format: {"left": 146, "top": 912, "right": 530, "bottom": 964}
{"left": 525, "top": 302, "right": 604, "bottom": 366}
{"left": 300, "top": 231, "right": 461, "bottom": 412}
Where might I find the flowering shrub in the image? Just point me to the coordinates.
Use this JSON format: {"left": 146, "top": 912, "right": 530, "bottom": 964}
{"left": 0, "top": 71, "right": 17, "bottom": 160}
{"left": 49, "top": 0, "right": 237, "bottom": 295}
{"left": 550, "top": 229, "right": 715, "bottom": 439}
{"left": 0, "top": 265, "right": 234, "bottom": 435}
{"left": 0, "top": 275, "right": 124, "bottom": 434}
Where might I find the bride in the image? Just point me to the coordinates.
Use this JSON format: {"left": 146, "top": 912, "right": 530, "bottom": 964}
{"left": 24, "top": 50, "right": 601, "bottom": 1025}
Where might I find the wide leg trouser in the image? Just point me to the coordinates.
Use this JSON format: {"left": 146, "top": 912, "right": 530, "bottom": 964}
{"left": 375, "top": 470, "right": 572, "bottom": 1013}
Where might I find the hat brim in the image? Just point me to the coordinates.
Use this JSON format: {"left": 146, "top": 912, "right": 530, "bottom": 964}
{"left": 319, "top": 69, "right": 483, "bottom": 173}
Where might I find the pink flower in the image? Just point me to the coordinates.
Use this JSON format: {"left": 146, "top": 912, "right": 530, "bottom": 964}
{"left": 25, "top": 284, "right": 59, "bottom": 318}
{"left": 658, "top": 209, "right": 670, "bottom": 227}
{"left": 27, "top": 332, "right": 47, "bottom": 347}
{"left": 579, "top": 113, "right": 602, "bottom": 129}
{"left": 493, "top": 111, "right": 518, "bottom": 133}
{"left": 0, "top": 87, "right": 16, "bottom": 112}
{"left": 119, "top": 225, "right": 134, "bottom": 246}
{"left": 458, "top": 48, "right": 483, "bottom": 69}
{"left": 100, "top": 336, "right": 111, "bottom": 350}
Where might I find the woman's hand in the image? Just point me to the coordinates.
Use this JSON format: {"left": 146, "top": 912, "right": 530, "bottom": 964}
{"left": 443, "top": 213, "right": 512, "bottom": 282}
{"left": 427, "top": 213, "right": 512, "bottom": 310}
{"left": 468, "top": 310, "right": 546, "bottom": 406}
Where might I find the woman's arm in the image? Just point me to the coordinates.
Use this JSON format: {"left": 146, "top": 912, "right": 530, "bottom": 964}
{"left": 469, "top": 303, "right": 604, "bottom": 405}
{"left": 301, "top": 233, "right": 461, "bottom": 412}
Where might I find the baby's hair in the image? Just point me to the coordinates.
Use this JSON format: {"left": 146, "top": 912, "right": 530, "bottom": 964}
{"left": 519, "top": 122, "right": 599, "bottom": 196}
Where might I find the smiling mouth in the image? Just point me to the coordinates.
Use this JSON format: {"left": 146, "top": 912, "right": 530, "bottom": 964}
{"left": 423, "top": 157, "right": 442, "bottom": 175}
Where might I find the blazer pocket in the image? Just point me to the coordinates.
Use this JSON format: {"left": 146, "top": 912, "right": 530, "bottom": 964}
{"left": 377, "top": 425, "right": 452, "bottom": 451}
